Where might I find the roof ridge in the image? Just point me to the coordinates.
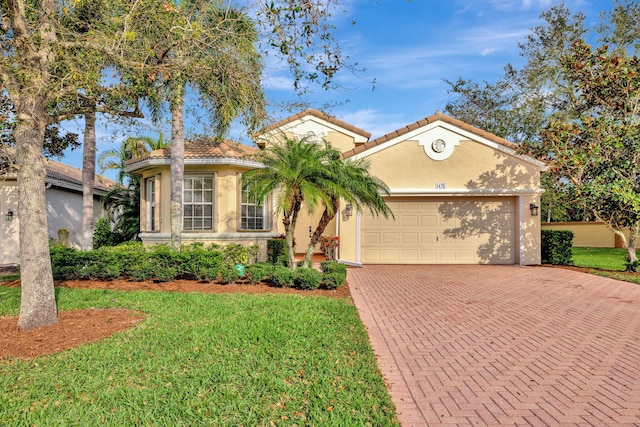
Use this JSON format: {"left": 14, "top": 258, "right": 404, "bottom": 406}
{"left": 342, "top": 111, "right": 518, "bottom": 159}
{"left": 254, "top": 108, "right": 372, "bottom": 141}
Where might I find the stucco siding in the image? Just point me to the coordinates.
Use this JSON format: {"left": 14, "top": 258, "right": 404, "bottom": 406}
{"left": 365, "top": 136, "right": 540, "bottom": 192}
{"left": 0, "top": 181, "right": 19, "bottom": 265}
{"left": 46, "top": 187, "right": 108, "bottom": 248}
{"left": 542, "top": 222, "right": 640, "bottom": 249}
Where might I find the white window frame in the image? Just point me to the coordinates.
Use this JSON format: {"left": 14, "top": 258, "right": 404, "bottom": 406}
{"left": 183, "top": 175, "right": 215, "bottom": 231}
{"left": 240, "top": 182, "right": 267, "bottom": 231}
{"left": 145, "top": 177, "right": 156, "bottom": 231}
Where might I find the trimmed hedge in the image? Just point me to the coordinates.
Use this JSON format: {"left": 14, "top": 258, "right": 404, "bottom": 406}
{"left": 50, "top": 242, "right": 257, "bottom": 282}
{"left": 320, "top": 260, "right": 347, "bottom": 289}
{"left": 270, "top": 266, "right": 294, "bottom": 288}
{"left": 50, "top": 242, "right": 347, "bottom": 290}
{"left": 541, "top": 229, "right": 574, "bottom": 265}
{"left": 294, "top": 267, "right": 323, "bottom": 290}
{"left": 266, "top": 238, "right": 289, "bottom": 266}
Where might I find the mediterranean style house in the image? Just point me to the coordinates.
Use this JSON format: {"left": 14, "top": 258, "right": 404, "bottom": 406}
{"left": 127, "top": 109, "right": 546, "bottom": 265}
{"left": 0, "top": 157, "right": 115, "bottom": 265}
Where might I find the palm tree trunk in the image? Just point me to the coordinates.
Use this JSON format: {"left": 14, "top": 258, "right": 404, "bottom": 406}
{"left": 170, "top": 88, "right": 185, "bottom": 249}
{"left": 285, "top": 192, "right": 303, "bottom": 269}
{"left": 81, "top": 109, "right": 96, "bottom": 250}
{"left": 302, "top": 197, "right": 339, "bottom": 267}
{"left": 16, "top": 101, "right": 58, "bottom": 330}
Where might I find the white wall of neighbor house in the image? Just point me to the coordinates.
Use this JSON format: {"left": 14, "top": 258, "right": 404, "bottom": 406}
{"left": 0, "top": 181, "right": 20, "bottom": 265}
{"left": 45, "top": 187, "right": 108, "bottom": 248}
{"left": 0, "top": 182, "right": 109, "bottom": 265}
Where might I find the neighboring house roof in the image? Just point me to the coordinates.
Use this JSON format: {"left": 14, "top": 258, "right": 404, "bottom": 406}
{"left": 0, "top": 147, "right": 115, "bottom": 194}
{"left": 125, "top": 138, "right": 262, "bottom": 173}
{"left": 45, "top": 158, "right": 115, "bottom": 193}
{"left": 341, "top": 111, "right": 519, "bottom": 159}
{"left": 254, "top": 108, "right": 372, "bottom": 146}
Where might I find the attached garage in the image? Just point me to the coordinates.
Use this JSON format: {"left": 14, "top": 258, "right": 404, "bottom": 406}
{"left": 258, "top": 109, "right": 545, "bottom": 266}
{"left": 361, "top": 197, "right": 516, "bottom": 264}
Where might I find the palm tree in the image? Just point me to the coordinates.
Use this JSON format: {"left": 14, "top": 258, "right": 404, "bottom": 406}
{"left": 97, "top": 134, "right": 168, "bottom": 244}
{"left": 98, "top": 134, "right": 167, "bottom": 185}
{"left": 300, "top": 153, "right": 392, "bottom": 267}
{"left": 242, "top": 135, "right": 339, "bottom": 269}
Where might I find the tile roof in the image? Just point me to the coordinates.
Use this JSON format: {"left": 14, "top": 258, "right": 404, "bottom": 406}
{"left": 45, "top": 158, "right": 116, "bottom": 192}
{"left": 128, "top": 138, "right": 259, "bottom": 165}
{"left": 341, "top": 111, "right": 519, "bottom": 159}
{"left": 1, "top": 147, "right": 115, "bottom": 192}
{"left": 254, "top": 108, "right": 372, "bottom": 144}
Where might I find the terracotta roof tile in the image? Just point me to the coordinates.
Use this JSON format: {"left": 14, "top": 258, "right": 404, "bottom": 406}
{"left": 254, "top": 109, "right": 372, "bottom": 144}
{"left": 342, "top": 111, "right": 518, "bottom": 159}
{"left": 45, "top": 158, "right": 116, "bottom": 192}
{"left": 128, "top": 138, "right": 259, "bottom": 166}
{"left": 1, "top": 148, "right": 115, "bottom": 191}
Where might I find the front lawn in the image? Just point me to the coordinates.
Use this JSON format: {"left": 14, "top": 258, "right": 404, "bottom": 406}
{"left": 571, "top": 247, "right": 633, "bottom": 271}
{"left": 571, "top": 247, "right": 640, "bottom": 284}
{"left": 0, "top": 287, "right": 398, "bottom": 426}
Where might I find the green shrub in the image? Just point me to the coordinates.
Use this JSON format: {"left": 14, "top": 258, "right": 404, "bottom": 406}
{"left": 219, "top": 265, "right": 239, "bottom": 284}
{"left": 267, "top": 238, "right": 289, "bottom": 266}
{"left": 93, "top": 217, "right": 121, "bottom": 249}
{"left": 293, "top": 267, "right": 323, "bottom": 290}
{"left": 323, "top": 272, "right": 346, "bottom": 290}
{"left": 320, "top": 260, "right": 347, "bottom": 275}
{"left": 270, "top": 266, "right": 294, "bottom": 288}
{"left": 245, "top": 263, "right": 272, "bottom": 284}
{"left": 200, "top": 266, "right": 221, "bottom": 282}
{"left": 541, "top": 230, "right": 574, "bottom": 265}
{"left": 127, "top": 260, "right": 155, "bottom": 282}
{"left": 50, "top": 245, "right": 82, "bottom": 280}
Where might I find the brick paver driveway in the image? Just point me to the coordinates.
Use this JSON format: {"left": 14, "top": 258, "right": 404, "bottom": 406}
{"left": 348, "top": 265, "right": 640, "bottom": 426}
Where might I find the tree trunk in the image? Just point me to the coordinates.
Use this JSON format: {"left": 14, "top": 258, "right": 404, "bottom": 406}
{"left": 170, "top": 93, "right": 185, "bottom": 249}
{"left": 81, "top": 109, "right": 96, "bottom": 250}
{"left": 625, "top": 225, "right": 639, "bottom": 272}
{"left": 302, "top": 198, "right": 339, "bottom": 267}
{"left": 15, "top": 104, "right": 58, "bottom": 330}
{"left": 285, "top": 192, "right": 303, "bottom": 270}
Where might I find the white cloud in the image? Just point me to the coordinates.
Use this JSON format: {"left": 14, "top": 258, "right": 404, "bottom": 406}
{"left": 338, "top": 109, "right": 410, "bottom": 140}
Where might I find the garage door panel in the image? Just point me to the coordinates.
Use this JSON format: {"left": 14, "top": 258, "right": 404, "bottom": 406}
{"left": 402, "top": 215, "right": 419, "bottom": 227}
{"left": 402, "top": 232, "right": 418, "bottom": 244}
{"left": 363, "top": 231, "right": 381, "bottom": 244}
{"left": 383, "top": 232, "right": 399, "bottom": 244}
{"left": 421, "top": 214, "right": 437, "bottom": 226}
{"left": 361, "top": 197, "right": 515, "bottom": 264}
{"left": 420, "top": 232, "right": 437, "bottom": 244}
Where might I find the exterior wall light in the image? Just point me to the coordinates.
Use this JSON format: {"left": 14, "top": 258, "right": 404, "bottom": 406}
{"left": 344, "top": 203, "right": 353, "bottom": 217}
{"left": 5, "top": 210, "right": 14, "bottom": 221}
{"left": 529, "top": 203, "right": 539, "bottom": 217}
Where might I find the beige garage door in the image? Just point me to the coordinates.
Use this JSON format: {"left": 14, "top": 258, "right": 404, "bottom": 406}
{"left": 361, "top": 197, "right": 516, "bottom": 264}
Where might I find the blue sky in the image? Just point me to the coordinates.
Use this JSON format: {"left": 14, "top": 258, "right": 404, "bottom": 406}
{"left": 60, "top": 0, "right": 610, "bottom": 180}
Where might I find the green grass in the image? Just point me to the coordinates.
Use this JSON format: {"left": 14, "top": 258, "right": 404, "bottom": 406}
{"left": 571, "top": 247, "right": 640, "bottom": 284}
{"left": 0, "top": 287, "right": 398, "bottom": 426}
{"left": 571, "top": 247, "right": 633, "bottom": 271}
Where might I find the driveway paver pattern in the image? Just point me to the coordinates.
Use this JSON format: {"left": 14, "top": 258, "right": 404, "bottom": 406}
{"left": 348, "top": 265, "right": 640, "bottom": 426}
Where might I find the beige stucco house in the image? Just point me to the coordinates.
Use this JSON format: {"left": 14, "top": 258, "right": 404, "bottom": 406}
{"left": 0, "top": 158, "right": 114, "bottom": 265}
{"left": 129, "top": 109, "right": 546, "bottom": 265}
{"left": 126, "top": 138, "right": 277, "bottom": 250}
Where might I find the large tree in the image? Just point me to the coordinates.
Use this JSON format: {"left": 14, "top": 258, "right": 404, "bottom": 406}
{"left": 0, "top": 0, "right": 100, "bottom": 329}
{"left": 530, "top": 42, "right": 640, "bottom": 271}
{"left": 445, "top": 2, "right": 640, "bottom": 225}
